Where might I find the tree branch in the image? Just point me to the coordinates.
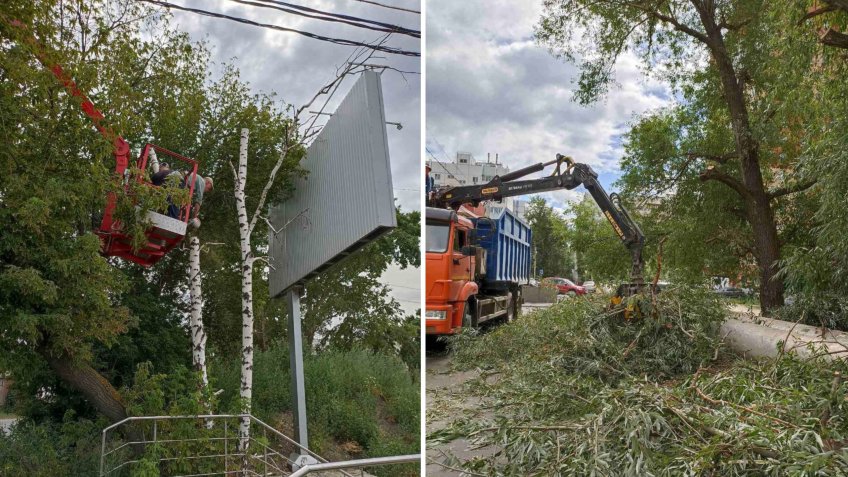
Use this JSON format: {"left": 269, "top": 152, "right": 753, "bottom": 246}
{"left": 824, "top": 0, "right": 848, "bottom": 13}
{"left": 620, "top": 1, "right": 711, "bottom": 44}
{"left": 798, "top": 4, "right": 837, "bottom": 25}
{"left": 686, "top": 151, "right": 737, "bottom": 164}
{"left": 768, "top": 179, "right": 817, "bottom": 200}
{"left": 247, "top": 129, "right": 292, "bottom": 237}
{"left": 699, "top": 166, "right": 749, "bottom": 197}
{"left": 819, "top": 27, "right": 848, "bottom": 50}
{"left": 718, "top": 17, "right": 753, "bottom": 31}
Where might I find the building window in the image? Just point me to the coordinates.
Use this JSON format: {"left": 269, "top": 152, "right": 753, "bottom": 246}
{"left": 448, "top": 174, "right": 454, "bottom": 179}
{"left": 459, "top": 180, "right": 466, "bottom": 184}
{"left": 434, "top": 173, "right": 441, "bottom": 179}
{"left": 459, "top": 158, "right": 468, "bottom": 164}
{"left": 472, "top": 176, "right": 478, "bottom": 183}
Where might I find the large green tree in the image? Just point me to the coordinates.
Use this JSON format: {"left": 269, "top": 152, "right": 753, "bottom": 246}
{"left": 0, "top": 0, "right": 307, "bottom": 426}
{"left": 302, "top": 208, "right": 421, "bottom": 371}
{"left": 525, "top": 197, "right": 572, "bottom": 278}
{"left": 0, "top": 0, "right": 208, "bottom": 424}
{"left": 537, "top": 0, "right": 846, "bottom": 313}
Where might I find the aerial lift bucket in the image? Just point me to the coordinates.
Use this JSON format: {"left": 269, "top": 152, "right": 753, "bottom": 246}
{"left": 97, "top": 144, "right": 198, "bottom": 267}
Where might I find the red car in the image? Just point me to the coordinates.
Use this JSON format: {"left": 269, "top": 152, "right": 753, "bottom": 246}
{"left": 542, "top": 277, "right": 587, "bottom": 296}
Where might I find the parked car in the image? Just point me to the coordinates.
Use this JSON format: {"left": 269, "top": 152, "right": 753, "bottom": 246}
{"left": 582, "top": 280, "right": 596, "bottom": 294}
{"left": 541, "top": 277, "right": 587, "bottom": 296}
{"left": 713, "top": 286, "right": 747, "bottom": 298}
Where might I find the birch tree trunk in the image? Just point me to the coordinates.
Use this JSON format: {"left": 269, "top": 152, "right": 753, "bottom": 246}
{"left": 188, "top": 236, "right": 209, "bottom": 391}
{"left": 235, "top": 128, "right": 254, "bottom": 451}
{"left": 230, "top": 124, "right": 295, "bottom": 453}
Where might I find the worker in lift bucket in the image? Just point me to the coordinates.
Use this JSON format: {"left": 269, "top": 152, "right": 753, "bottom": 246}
{"left": 151, "top": 165, "right": 213, "bottom": 228}
{"left": 187, "top": 174, "right": 213, "bottom": 229}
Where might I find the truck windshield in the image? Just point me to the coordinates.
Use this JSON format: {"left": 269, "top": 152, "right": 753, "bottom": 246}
{"left": 426, "top": 222, "right": 450, "bottom": 252}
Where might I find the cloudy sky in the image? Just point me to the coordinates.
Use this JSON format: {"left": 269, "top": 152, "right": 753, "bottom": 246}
{"left": 156, "top": 0, "right": 421, "bottom": 312}
{"left": 426, "top": 0, "right": 671, "bottom": 212}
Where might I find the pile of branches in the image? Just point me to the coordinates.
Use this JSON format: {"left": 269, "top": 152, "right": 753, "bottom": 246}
{"left": 450, "top": 286, "right": 726, "bottom": 381}
{"left": 433, "top": 287, "right": 848, "bottom": 475}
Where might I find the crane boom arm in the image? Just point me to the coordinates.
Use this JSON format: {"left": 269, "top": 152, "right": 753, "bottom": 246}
{"left": 432, "top": 154, "right": 645, "bottom": 282}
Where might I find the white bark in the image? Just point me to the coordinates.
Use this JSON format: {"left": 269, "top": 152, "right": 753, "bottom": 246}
{"left": 188, "top": 236, "right": 212, "bottom": 428}
{"left": 188, "top": 236, "right": 209, "bottom": 388}
{"left": 231, "top": 126, "right": 296, "bottom": 454}
{"left": 234, "top": 128, "right": 254, "bottom": 451}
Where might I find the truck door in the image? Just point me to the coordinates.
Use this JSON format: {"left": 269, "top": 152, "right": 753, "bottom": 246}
{"left": 451, "top": 227, "right": 473, "bottom": 282}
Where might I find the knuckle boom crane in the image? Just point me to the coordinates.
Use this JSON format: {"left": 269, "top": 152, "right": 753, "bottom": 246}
{"left": 432, "top": 154, "right": 647, "bottom": 296}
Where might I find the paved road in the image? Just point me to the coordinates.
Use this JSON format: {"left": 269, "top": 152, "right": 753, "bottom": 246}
{"left": 425, "top": 303, "right": 553, "bottom": 476}
{"left": 0, "top": 418, "right": 17, "bottom": 434}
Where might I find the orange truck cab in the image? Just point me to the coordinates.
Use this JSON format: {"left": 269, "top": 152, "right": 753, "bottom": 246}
{"left": 425, "top": 206, "right": 532, "bottom": 335}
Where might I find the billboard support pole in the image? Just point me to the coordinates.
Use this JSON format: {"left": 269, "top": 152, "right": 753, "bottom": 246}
{"left": 286, "top": 285, "right": 318, "bottom": 470}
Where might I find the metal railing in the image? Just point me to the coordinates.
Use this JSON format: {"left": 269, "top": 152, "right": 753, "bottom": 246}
{"left": 99, "top": 414, "right": 419, "bottom": 477}
{"left": 288, "top": 455, "right": 421, "bottom": 476}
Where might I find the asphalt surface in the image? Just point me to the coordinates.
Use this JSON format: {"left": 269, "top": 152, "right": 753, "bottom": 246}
{"left": 425, "top": 302, "right": 553, "bottom": 476}
{"left": 0, "top": 417, "right": 17, "bottom": 434}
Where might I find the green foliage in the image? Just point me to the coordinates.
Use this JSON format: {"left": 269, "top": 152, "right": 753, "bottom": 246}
{"left": 536, "top": 0, "right": 848, "bottom": 305}
{"left": 434, "top": 289, "right": 848, "bottom": 475}
{"left": 775, "top": 292, "right": 848, "bottom": 332}
{"left": 567, "top": 194, "right": 633, "bottom": 281}
{"left": 302, "top": 208, "right": 421, "bottom": 370}
{"left": 525, "top": 197, "right": 572, "bottom": 278}
{"left": 211, "top": 345, "right": 419, "bottom": 474}
{"left": 0, "top": 411, "right": 104, "bottom": 477}
{"left": 452, "top": 286, "right": 726, "bottom": 382}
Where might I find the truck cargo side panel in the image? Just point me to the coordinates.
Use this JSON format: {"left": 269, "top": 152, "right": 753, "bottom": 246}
{"left": 475, "top": 209, "right": 532, "bottom": 287}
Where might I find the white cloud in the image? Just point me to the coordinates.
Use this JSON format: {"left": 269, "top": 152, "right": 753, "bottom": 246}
{"left": 426, "top": 0, "right": 670, "bottom": 214}
{"left": 167, "top": 0, "right": 421, "bottom": 213}
{"left": 159, "top": 0, "right": 422, "bottom": 307}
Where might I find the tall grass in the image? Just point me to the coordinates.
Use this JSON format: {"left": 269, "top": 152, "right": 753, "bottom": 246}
{"left": 211, "top": 345, "right": 419, "bottom": 475}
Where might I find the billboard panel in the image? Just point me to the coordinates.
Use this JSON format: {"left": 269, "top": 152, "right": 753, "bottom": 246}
{"left": 269, "top": 71, "right": 396, "bottom": 297}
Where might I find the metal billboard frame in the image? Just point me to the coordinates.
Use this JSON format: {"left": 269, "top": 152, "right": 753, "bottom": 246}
{"left": 266, "top": 71, "right": 398, "bottom": 468}
{"left": 268, "top": 70, "right": 397, "bottom": 297}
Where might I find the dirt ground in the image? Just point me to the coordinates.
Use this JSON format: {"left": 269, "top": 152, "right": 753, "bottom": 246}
{"left": 425, "top": 303, "right": 552, "bottom": 476}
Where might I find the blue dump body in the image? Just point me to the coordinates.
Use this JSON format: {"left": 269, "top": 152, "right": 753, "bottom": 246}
{"left": 474, "top": 208, "right": 532, "bottom": 284}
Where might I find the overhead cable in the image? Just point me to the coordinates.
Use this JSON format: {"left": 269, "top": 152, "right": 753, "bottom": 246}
{"left": 355, "top": 0, "right": 420, "bottom": 15}
{"left": 246, "top": 0, "right": 419, "bottom": 37}
{"left": 139, "top": 0, "right": 420, "bottom": 57}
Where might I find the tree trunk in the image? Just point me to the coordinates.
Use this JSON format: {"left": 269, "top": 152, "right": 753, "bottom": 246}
{"left": 41, "top": 348, "right": 128, "bottom": 424}
{"left": 697, "top": 6, "right": 785, "bottom": 314}
{"left": 188, "top": 236, "right": 212, "bottom": 423}
{"left": 188, "top": 236, "right": 209, "bottom": 387}
{"left": 234, "top": 128, "right": 254, "bottom": 451}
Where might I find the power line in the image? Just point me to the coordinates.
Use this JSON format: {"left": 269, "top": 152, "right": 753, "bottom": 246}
{"left": 233, "top": 0, "right": 420, "bottom": 38}
{"left": 385, "top": 283, "right": 420, "bottom": 291}
{"left": 354, "top": 0, "right": 420, "bottom": 15}
{"left": 139, "top": 0, "right": 420, "bottom": 57}
{"left": 426, "top": 147, "right": 461, "bottom": 179}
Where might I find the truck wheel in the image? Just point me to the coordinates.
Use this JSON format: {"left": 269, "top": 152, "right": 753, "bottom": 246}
{"left": 505, "top": 292, "right": 515, "bottom": 323}
{"left": 512, "top": 289, "right": 521, "bottom": 319}
{"left": 462, "top": 299, "right": 476, "bottom": 328}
